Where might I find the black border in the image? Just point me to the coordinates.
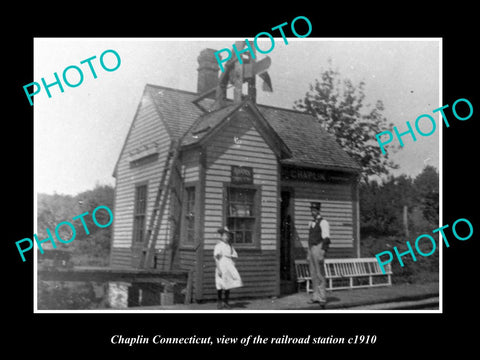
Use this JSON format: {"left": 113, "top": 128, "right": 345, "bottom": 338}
{"left": 6, "top": 5, "right": 479, "bottom": 356}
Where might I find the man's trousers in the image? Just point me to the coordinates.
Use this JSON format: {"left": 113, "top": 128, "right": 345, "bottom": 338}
{"left": 307, "top": 244, "right": 327, "bottom": 303}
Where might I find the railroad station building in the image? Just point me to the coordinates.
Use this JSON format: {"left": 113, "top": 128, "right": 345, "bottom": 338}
{"left": 110, "top": 47, "right": 362, "bottom": 301}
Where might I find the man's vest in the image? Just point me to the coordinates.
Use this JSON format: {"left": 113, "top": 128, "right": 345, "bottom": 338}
{"left": 308, "top": 218, "right": 323, "bottom": 248}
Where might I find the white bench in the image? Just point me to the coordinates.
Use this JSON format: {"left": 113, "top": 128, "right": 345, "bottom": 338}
{"left": 295, "top": 258, "right": 392, "bottom": 292}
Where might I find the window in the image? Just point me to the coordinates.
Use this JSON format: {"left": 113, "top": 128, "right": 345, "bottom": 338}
{"left": 183, "top": 186, "right": 196, "bottom": 244}
{"left": 133, "top": 184, "right": 147, "bottom": 243}
{"left": 226, "top": 186, "right": 257, "bottom": 245}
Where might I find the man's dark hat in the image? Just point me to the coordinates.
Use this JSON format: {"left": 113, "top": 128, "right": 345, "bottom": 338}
{"left": 310, "top": 202, "right": 321, "bottom": 211}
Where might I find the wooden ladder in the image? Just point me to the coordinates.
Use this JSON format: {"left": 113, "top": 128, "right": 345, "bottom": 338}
{"left": 139, "top": 140, "right": 182, "bottom": 269}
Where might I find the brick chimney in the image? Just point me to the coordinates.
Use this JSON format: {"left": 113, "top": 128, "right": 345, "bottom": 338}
{"left": 197, "top": 48, "right": 219, "bottom": 99}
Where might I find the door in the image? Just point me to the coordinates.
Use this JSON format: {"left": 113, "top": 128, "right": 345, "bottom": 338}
{"left": 280, "top": 189, "right": 295, "bottom": 293}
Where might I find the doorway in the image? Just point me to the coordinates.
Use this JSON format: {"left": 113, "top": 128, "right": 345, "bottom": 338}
{"left": 280, "top": 189, "right": 295, "bottom": 294}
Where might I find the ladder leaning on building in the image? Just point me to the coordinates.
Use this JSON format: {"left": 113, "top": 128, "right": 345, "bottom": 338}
{"left": 139, "top": 140, "right": 183, "bottom": 270}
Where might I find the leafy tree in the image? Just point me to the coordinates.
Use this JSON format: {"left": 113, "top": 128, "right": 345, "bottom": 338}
{"left": 37, "top": 183, "right": 114, "bottom": 265}
{"left": 73, "top": 184, "right": 115, "bottom": 264}
{"left": 360, "top": 175, "right": 415, "bottom": 237}
{"left": 359, "top": 167, "right": 439, "bottom": 237}
{"left": 413, "top": 165, "right": 439, "bottom": 226}
{"left": 37, "top": 193, "right": 79, "bottom": 248}
{"left": 73, "top": 184, "right": 115, "bottom": 240}
{"left": 359, "top": 168, "right": 439, "bottom": 283}
{"left": 294, "top": 61, "right": 398, "bottom": 180}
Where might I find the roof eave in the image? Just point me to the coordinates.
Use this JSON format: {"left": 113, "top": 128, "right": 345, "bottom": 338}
{"left": 280, "top": 159, "right": 362, "bottom": 174}
{"left": 112, "top": 86, "right": 152, "bottom": 178}
{"left": 196, "top": 102, "right": 247, "bottom": 147}
{"left": 243, "top": 100, "right": 293, "bottom": 159}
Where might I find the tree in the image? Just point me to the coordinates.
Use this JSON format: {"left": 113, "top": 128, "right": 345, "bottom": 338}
{"left": 413, "top": 165, "right": 439, "bottom": 226}
{"left": 294, "top": 61, "right": 398, "bottom": 181}
{"left": 37, "top": 184, "right": 115, "bottom": 265}
{"left": 359, "top": 167, "right": 439, "bottom": 238}
{"left": 37, "top": 193, "right": 79, "bottom": 248}
{"left": 73, "top": 184, "right": 115, "bottom": 263}
{"left": 360, "top": 175, "right": 415, "bottom": 237}
{"left": 74, "top": 183, "right": 115, "bottom": 240}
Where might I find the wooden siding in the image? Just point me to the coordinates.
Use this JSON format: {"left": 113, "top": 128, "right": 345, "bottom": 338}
{"left": 110, "top": 247, "right": 277, "bottom": 300}
{"left": 168, "top": 148, "right": 202, "bottom": 295}
{"left": 110, "top": 247, "right": 131, "bottom": 268}
{"left": 181, "top": 149, "right": 200, "bottom": 183}
{"left": 177, "top": 248, "right": 198, "bottom": 297}
{"left": 178, "top": 248, "right": 196, "bottom": 271}
{"left": 201, "top": 250, "right": 278, "bottom": 300}
{"left": 201, "top": 112, "right": 279, "bottom": 299}
{"left": 111, "top": 92, "right": 172, "bottom": 260}
{"left": 204, "top": 113, "right": 279, "bottom": 252}
{"left": 283, "top": 180, "right": 355, "bottom": 259}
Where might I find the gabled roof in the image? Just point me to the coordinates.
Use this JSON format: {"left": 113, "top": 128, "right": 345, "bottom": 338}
{"left": 133, "top": 84, "right": 361, "bottom": 173}
{"left": 145, "top": 84, "right": 205, "bottom": 139}
{"left": 181, "top": 99, "right": 292, "bottom": 160}
{"left": 259, "top": 106, "right": 361, "bottom": 172}
{"left": 181, "top": 103, "right": 241, "bottom": 147}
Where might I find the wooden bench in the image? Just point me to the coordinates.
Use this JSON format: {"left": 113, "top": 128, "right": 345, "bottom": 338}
{"left": 295, "top": 258, "right": 392, "bottom": 292}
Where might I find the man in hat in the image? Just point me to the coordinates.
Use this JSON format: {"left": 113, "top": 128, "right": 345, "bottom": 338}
{"left": 307, "top": 202, "right": 330, "bottom": 308}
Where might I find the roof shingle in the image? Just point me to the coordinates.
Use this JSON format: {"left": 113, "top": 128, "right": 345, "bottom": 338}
{"left": 144, "top": 84, "right": 361, "bottom": 172}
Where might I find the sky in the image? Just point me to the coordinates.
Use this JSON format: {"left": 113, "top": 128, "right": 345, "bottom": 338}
{"left": 34, "top": 38, "right": 440, "bottom": 196}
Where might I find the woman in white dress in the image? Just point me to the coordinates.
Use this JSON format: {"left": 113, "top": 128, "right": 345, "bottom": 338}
{"left": 214, "top": 226, "right": 243, "bottom": 309}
